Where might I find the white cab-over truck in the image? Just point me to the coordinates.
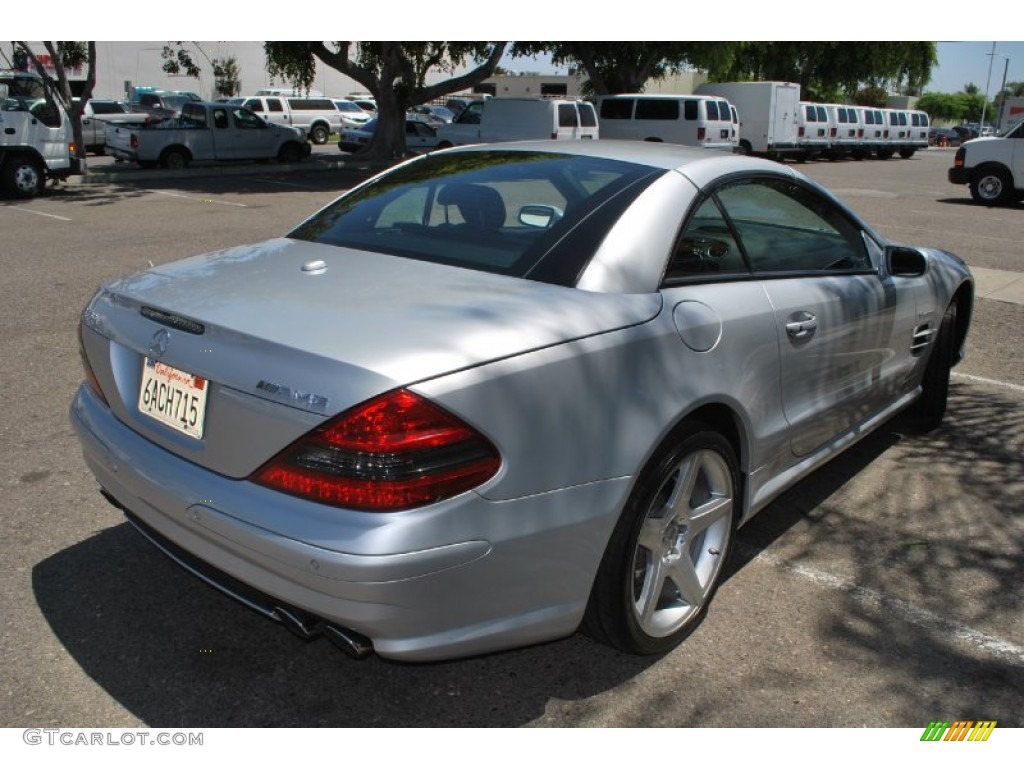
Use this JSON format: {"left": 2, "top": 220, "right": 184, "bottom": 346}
{"left": 106, "top": 101, "right": 310, "bottom": 168}
{"left": 948, "top": 118, "right": 1024, "bottom": 205}
{"left": 0, "top": 70, "right": 78, "bottom": 198}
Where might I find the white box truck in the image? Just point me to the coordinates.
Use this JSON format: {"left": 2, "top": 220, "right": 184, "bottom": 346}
{"left": 694, "top": 81, "right": 801, "bottom": 158}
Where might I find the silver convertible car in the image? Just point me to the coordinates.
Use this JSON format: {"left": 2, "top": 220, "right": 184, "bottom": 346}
{"left": 72, "top": 141, "right": 973, "bottom": 661}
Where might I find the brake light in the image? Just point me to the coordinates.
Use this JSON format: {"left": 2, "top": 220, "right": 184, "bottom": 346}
{"left": 798, "top": 126, "right": 805, "bottom": 137}
{"left": 858, "top": 129, "right": 863, "bottom": 138}
{"left": 78, "top": 319, "right": 108, "bottom": 406}
{"left": 252, "top": 389, "right": 500, "bottom": 511}
{"left": 830, "top": 127, "right": 837, "bottom": 138}
{"left": 697, "top": 127, "right": 706, "bottom": 141}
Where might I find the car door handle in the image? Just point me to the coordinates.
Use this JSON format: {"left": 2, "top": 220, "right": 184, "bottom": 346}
{"left": 786, "top": 312, "right": 818, "bottom": 340}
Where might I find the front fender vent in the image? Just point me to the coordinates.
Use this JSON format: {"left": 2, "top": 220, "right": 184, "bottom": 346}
{"left": 911, "top": 323, "right": 934, "bottom": 357}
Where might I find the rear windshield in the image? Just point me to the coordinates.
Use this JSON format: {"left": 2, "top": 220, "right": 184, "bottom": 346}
{"left": 289, "top": 150, "right": 662, "bottom": 281}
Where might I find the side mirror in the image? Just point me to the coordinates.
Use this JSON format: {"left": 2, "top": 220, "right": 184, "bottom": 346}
{"left": 887, "top": 245, "right": 927, "bottom": 277}
{"left": 518, "top": 205, "right": 564, "bottom": 229}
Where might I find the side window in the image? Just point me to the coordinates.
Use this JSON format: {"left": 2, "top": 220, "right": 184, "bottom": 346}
{"left": 684, "top": 100, "right": 698, "bottom": 120}
{"left": 599, "top": 98, "right": 633, "bottom": 120}
{"left": 715, "top": 178, "right": 872, "bottom": 274}
{"left": 231, "top": 108, "right": 264, "bottom": 129}
{"left": 243, "top": 98, "right": 261, "bottom": 111}
{"left": 457, "top": 102, "right": 484, "bottom": 124}
{"left": 213, "top": 109, "right": 229, "bottom": 129}
{"left": 579, "top": 103, "right": 598, "bottom": 127}
{"left": 706, "top": 101, "right": 720, "bottom": 120}
{"left": 267, "top": 99, "right": 284, "bottom": 113}
{"left": 665, "top": 197, "right": 748, "bottom": 281}
{"left": 636, "top": 99, "right": 679, "bottom": 120}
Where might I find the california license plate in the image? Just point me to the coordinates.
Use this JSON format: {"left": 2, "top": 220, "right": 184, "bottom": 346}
{"left": 138, "top": 358, "right": 208, "bottom": 439}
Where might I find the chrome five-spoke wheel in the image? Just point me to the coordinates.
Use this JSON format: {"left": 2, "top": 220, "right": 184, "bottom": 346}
{"left": 584, "top": 424, "right": 739, "bottom": 655}
{"left": 631, "top": 446, "right": 734, "bottom": 638}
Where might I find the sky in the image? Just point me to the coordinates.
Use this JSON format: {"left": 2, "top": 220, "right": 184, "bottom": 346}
{"left": 9, "top": 6, "right": 1023, "bottom": 98}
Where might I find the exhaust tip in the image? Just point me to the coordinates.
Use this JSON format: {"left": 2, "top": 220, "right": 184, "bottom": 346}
{"left": 273, "top": 605, "right": 322, "bottom": 641}
{"left": 323, "top": 624, "right": 374, "bottom": 659}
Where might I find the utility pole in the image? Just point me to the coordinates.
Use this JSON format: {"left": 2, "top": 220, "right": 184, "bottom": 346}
{"left": 981, "top": 42, "right": 996, "bottom": 131}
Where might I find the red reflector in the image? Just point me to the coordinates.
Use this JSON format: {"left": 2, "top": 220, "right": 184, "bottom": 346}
{"left": 253, "top": 389, "right": 500, "bottom": 511}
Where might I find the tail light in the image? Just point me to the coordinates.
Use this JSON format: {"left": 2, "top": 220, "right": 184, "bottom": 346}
{"left": 130, "top": 134, "right": 139, "bottom": 149}
{"left": 954, "top": 147, "right": 965, "bottom": 167}
{"left": 78, "top": 319, "right": 108, "bottom": 406}
{"left": 252, "top": 389, "right": 500, "bottom": 511}
{"left": 697, "top": 127, "right": 706, "bottom": 141}
{"left": 830, "top": 127, "right": 837, "bottom": 138}
{"left": 798, "top": 126, "right": 805, "bottom": 137}
{"left": 858, "top": 129, "right": 863, "bottom": 138}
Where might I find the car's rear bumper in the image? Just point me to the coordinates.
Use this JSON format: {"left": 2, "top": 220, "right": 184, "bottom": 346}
{"left": 70, "top": 384, "right": 628, "bottom": 661}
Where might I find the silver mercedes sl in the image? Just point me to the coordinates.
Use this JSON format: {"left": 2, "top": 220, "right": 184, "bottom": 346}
{"left": 71, "top": 141, "right": 973, "bottom": 661}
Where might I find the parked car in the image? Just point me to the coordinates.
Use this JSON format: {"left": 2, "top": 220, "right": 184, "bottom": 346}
{"left": 929, "top": 127, "right": 962, "bottom": 147}
{"left": 409, "top": 104, "right": 456, "bottom": 124}
{"left": 72, "top": 141, "right": 973, "bottom": 662}
{"left": 948, "top": 117, "right": 1024, "bottom": 204}
{"left": 435, "top": 98, "right": 599, "bottom": 147}
{"left": 952, "top": 125, "right": 979, "bottom": 143}
{"left": 241, "top": 95, "right": 343, "bottom": 144}
{"left": 331, "top": 99, "right": 373, "bottom": 128}
{"left": 337, "top": 118, "right": 438, "bottom": 153}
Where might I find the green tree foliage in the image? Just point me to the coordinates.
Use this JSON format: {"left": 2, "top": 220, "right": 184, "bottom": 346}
{"left": 713, "top": 42, "right": 936, "bottom": 101}
{"left": 263, "top": 42, "right": 507, "bottom": 161}
{"left": 214, "top": 56, "right": 241, "bottom": 97}
{"left": 14, "top": 41, "right": 97, "bottom": 172}
{"left": 512, "top": 42, "right": 743, "bottom": 95}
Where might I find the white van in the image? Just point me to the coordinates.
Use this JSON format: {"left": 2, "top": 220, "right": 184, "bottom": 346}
{"left": 241, "top": 96, "right": 343, "bottom": 144}
{"left": 823, "top": 104, "right": 864, "bottom": 158}
{"left": 596, "top": 94, "right": 734, "bottom": 150}
{"left": 859, "top": 107, "right": 887, "bottom": 158}
{"left": 796, "top": 102, "right": 832, "bottom": 157}
{"left": 435, "top": 98, "right": 599, "bottom": 147}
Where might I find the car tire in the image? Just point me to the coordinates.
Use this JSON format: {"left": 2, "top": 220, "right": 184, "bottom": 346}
{"left": 969, "top": 166, "right": 1014, "bottom": 205}
{"left": 909, "top": 301, "right": 957, "bottom": 432}
{"left": 277, "top": 142, "right": 303, "bottom": 163}
{"left": 160, "top": 149, "right": 189, "bottom": 170}
{"left": 583, "top": 424, "right": 739, "bottom": 655}
{"left": 2, "top": 155, "right": 46, "bottom": 199}
{"left": 309, "top": 125, "right": 329, "bottom": 145}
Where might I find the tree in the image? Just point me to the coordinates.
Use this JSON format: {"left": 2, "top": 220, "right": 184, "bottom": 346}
{"left": 714, "top": 42, "right": 936, "bottom": 102}
{"left": 513, "top": 42, "right": 743, "bottom": 95}
{"left": 262, "top": 42, "right": 507, "bottom": 161}
{"left": 214, "top": 56, "right": 241, "bottom": 97}
{"left": 14, "top": 41, "right": 97, "bottom": 175}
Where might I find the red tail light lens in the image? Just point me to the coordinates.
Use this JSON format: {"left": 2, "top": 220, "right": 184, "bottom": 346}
{"left": 130, "top": 134, "right": 139, "bottom": 149}
{"left": 830, "top": 127, "right": 837, "bottom": 138}
{"left": 78, "top": 319, "right": 108, "bottom": 405}
{"left": 252, "top": 389, "right": 500, "bottom": 511}
{"left": 697, "top": 127, "right": 706, "bottom": 141}
{"left": 798, "top": 126, "right": 805, "bottom": 137}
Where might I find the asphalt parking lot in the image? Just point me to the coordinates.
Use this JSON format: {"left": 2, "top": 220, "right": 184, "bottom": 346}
{"left": 1, "top": 147, "right": 1021, "bottom": 729}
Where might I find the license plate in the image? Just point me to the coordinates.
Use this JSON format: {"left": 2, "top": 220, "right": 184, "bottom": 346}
{"left": 138, "top": 358, "right": 208, "bottom": 439}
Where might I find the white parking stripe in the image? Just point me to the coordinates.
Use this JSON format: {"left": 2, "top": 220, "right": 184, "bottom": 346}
{"left": 952, "top": 372, "right": 1024, "bottom": 393}
{"left": 750, "top": 549, "right": 1024, "bottom": 666}
{"left": 147, "top": 190, "right": 248, "bottom": 207}
{"left": 0, "top": 205, "right": 72, "bottom": 221}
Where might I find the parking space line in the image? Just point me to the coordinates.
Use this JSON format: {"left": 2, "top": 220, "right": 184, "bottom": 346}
{"left": 0, "top": 204, "right": 72, "bottom": 221}
{"left": 952, "top": 372, "right": 1024, "bottom": 393}
{"left": 749, "top": 548, "right": 1024, "bottom": 666}
{"left": 146, "top": 190, "right": 248, "bottom": 207}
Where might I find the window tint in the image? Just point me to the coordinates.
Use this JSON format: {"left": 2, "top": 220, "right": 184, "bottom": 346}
{"left": 288, "top": 151, "right": 661, "bottom": 280}
{"left": 706, "top": 101, "right": 720, "bottom": 120}
{"left": 579, "top": 103, "right": 597, "bottom": 127}
{"left": 714, "top": 178, "right": 871, "bottom": 274}
{"left": 684, "top": 100, "right": 698, "bottom": 120}
{"left": 558, "top": 103, "right": 579, "bottom": 128}
{"left": 636, "top": 99, "right": 680, "bottom": 120}
{"left": 231, "top": 108, "right": 264, "bottom": 129}
{"left": 599, "top": 98, "right": 634, "bottom": 119}
{"left": 289, "top": 99, "right": 336, "bottom": 111}
{"left": 666, "top": 197, "right": 748, "bottom": 281}
{"left": 89, "top": 101, "right": 123, "bottom": 115}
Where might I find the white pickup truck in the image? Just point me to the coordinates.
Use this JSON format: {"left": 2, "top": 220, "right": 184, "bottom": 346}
{"left": 76, "top": 99, "right": 150, "bottom": 154}
{"left": 948, "top": 118, "right": 1024, "bottom": 205}
{"left": 106, "top": 101, "right": 310, "bottom": 169}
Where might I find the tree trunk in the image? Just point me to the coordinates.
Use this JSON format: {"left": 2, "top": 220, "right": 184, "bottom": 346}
{"left": 359, "top": 85, "right": 406, "bottom": 162}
